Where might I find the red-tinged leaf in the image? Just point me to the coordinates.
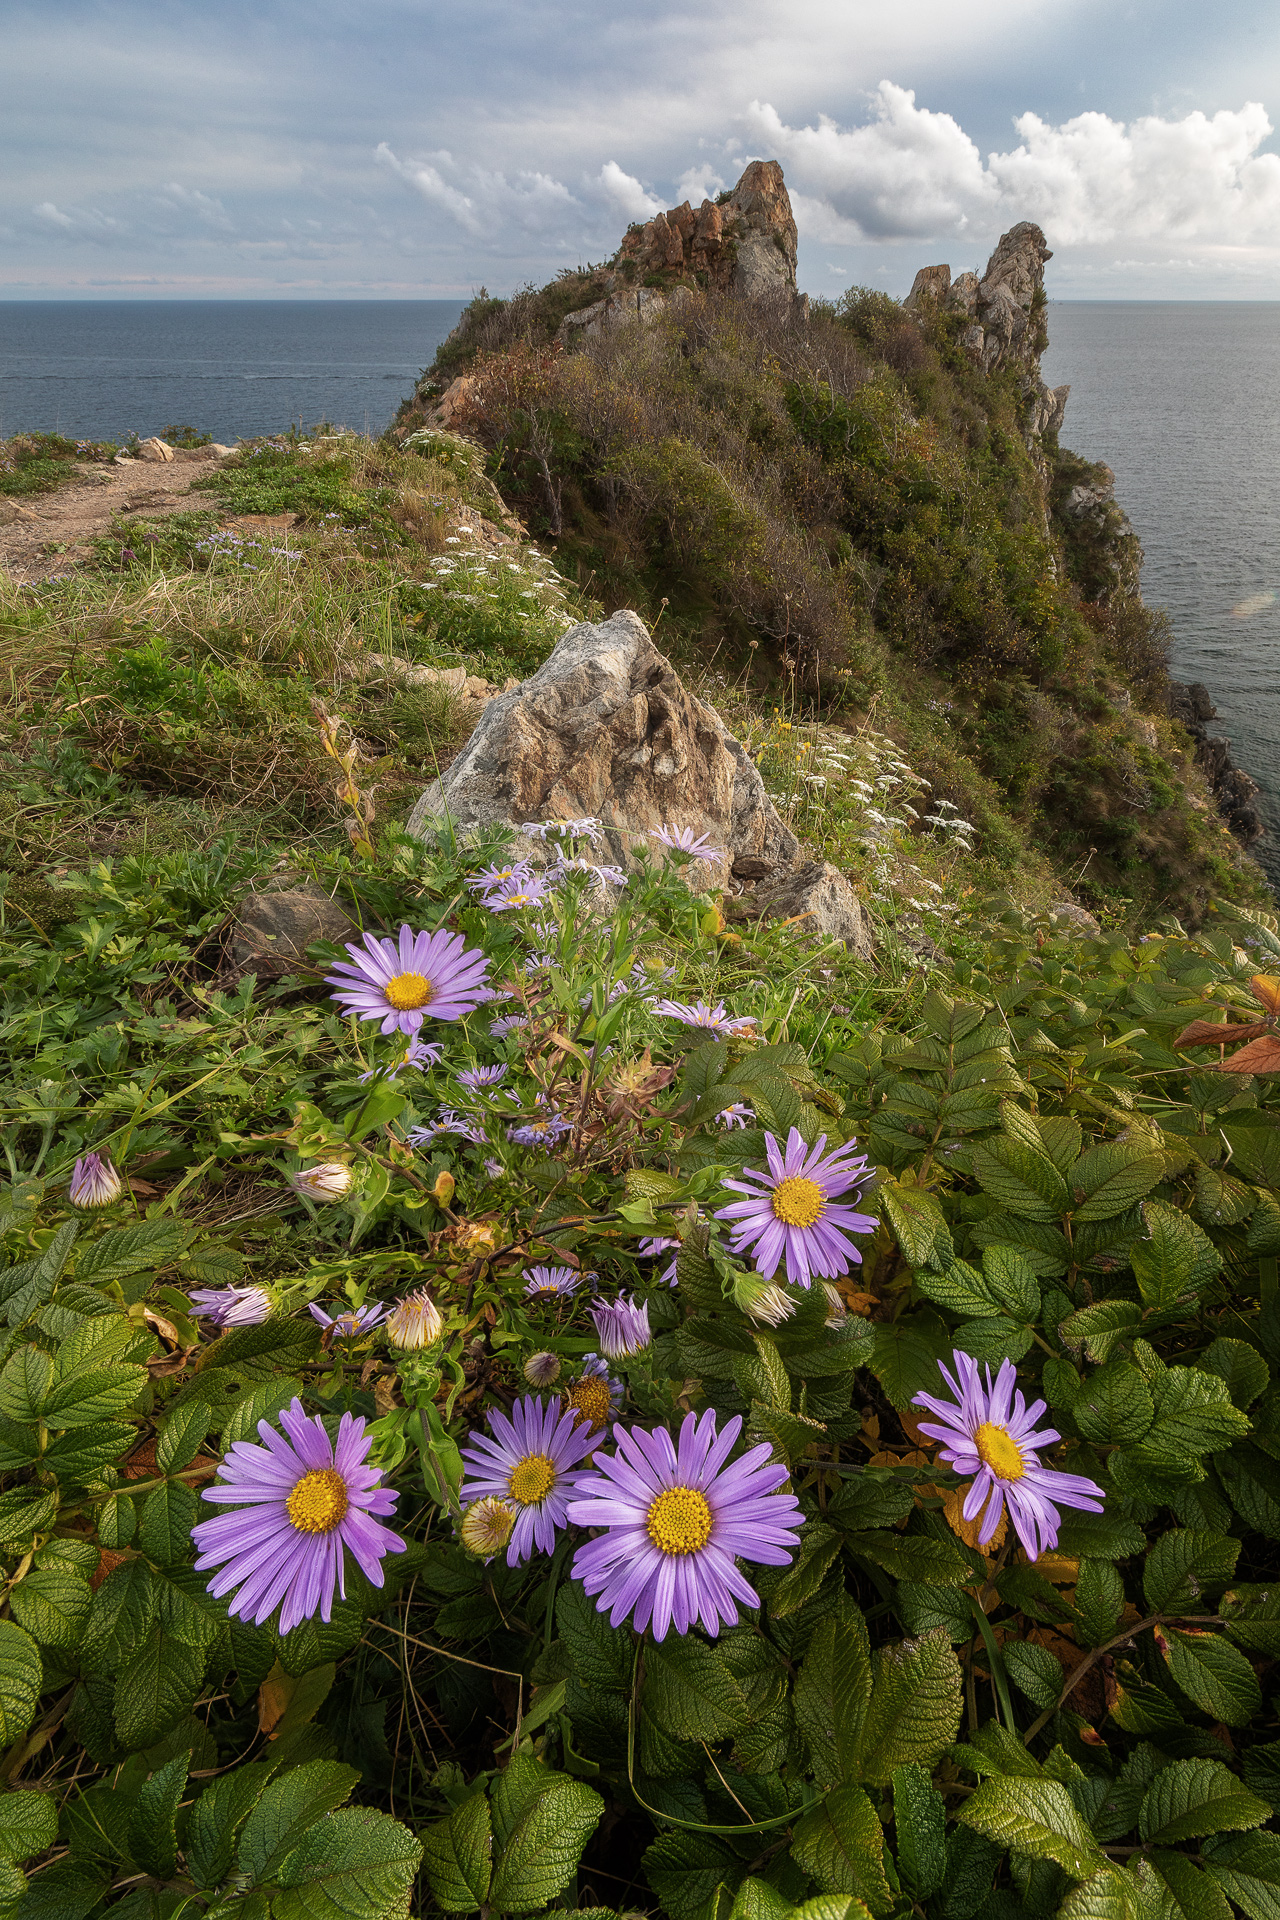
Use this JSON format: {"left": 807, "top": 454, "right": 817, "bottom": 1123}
{"left": 1250, "top": 974, "right": 1280, "bottom": 1014}
{"left": 1174, "top": 1019, "right": 1268, "bottom": 1049}
{"left": 1215, "top": 1036, "right": 1280, "bottom": 1075}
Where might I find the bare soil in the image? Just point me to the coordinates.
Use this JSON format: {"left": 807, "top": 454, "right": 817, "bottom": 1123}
{"left": 0, "top": 450, "right": 235, "bottom": 585}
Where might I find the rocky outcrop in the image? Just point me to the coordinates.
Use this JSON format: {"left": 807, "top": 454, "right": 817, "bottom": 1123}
{"left": 739, "top": 859, "right": 872, "bottom": 959}
{"left": 908, "top": 224, "right": 1068, "bottom": 449}
{"left": 406, "top": 611, "right": 799, "bottom": 889}
{"left": 1169, "top": 683, "right": 1264, "bottom": 846}
{"left": 556, "top": 283, "right": 694, "bottom": 347}
{"left": 1056, "top": 462, "right": 1144, "bottom": 605}
{"left": 616, "top": 161, "right": 798, "bottom": 300}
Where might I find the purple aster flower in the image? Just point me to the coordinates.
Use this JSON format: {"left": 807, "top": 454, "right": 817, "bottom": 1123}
{"left": 309, "top": 1302, "right": 387, "bottom": 1340}
{"left": 458, "top": 1394, "right": 597, "bottom": 1564}
{"left": 490, "top": 1014, "right": 531, "bottom": 1038}
{"left": 522, "top": 816, "right": 603, "bottom": 847}
{"left": 189, "top": 1285, "right": 273, "bottom": 1329}
{"left": 589, "top": 1293, "right": 651, "bottom": 1360}
{"left": 358, "top": 1037, "right": 445, "bottom": 1083}
{"left": 563, "top": 1355, "right": 624, "bottom": 1433}
{"left": 913, "top": 1351, "right": 1106, "bottom": 1561}
{"left": 409, "top": 1110, "right": 488, "bottom": 1146}
{"left": 326, "top": 925, "right": 490, "bottom": 1035}
{"left": 649, "top": 824, "right": 724, "bottom": 861}
{"left": 567, "top": 1408, "right": 804, "bottom": 1640}
{"left": 466, "top": 858, "right": 535, "bottom": 896}
{"left": 716, "top": 1127, "right": 876, "bottom": 1288}
{"left": 638, "top": 1235, "right": 681, "bottom": 1287}
{"left": 455, "top": 1063, "right": 508, "bottom": 1093}
{"left": 68, "top": 1151, "right": 123, "bottom": 1209}
{"left": 486, "top": 876, "right": 553, "bottom": 914}
{"left": 652, "top": 999, "right": 758, "bottom": 1037}
{"left": 553, "top": 856, "right": 627, "bottom": 890}
{"left": 522, "top": 1264, "right": 583, "bottom": 1304}
{"left": 507, "top": 1109, "right": 572, "bottom": 1147}
{"left": 483, "top": 1156, "right": 505, "bottom": 1179}
{"left": 192, "top": 1398, "right": 404, "bottom": 1631}
{"left": 718, "top": 1102, "right": 755, "bottom": 1129}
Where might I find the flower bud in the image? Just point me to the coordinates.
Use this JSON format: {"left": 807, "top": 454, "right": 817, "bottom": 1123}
{"left": 523, "top": 1351, "right": 562, "bottom": 1388}
{"left": 68, "top": 1152, "right": 123, "bottom": 1210}
{"left": 460, "top": 1496, "right": 516, "bottom": 1560}
{"left": 385, "top": 1287, "right": 444, "bottom": 1351}
{"left": 289, "top": 1162, "right": 354, "bottom": 1202}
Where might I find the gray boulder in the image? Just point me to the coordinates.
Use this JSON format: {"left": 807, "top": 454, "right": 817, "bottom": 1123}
{"left": 405, "top": 611, "right": 799, "bottom": 887}
{"left": 746, "top": 859, "right": 873, "bottom": 958}
{"left": 232, "top": 887, "right": 359, "bottom": 968}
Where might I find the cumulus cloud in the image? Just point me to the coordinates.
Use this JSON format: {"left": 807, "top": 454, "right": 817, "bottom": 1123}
{"left": 596, "top": 161, "right": 662, "bottom": 221}
{"left": 376, "top": 143, "right": 580, "bottom": 237}
{"left": 32, "top": 201, "right": 128, "bottom": 244}
{"left": 746, "top": 86, "right": 1280, "bottom": 248}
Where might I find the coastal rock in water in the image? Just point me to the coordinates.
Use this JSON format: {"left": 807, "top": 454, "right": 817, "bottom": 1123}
{"left": 744, "top": 859, "right": 873, "bottom": 958}
{"left": 136, "top": 438, "right": 176, "bottom": 463}
{"left": 405, "top": 609, "right": 799, "bottom": 888}
{"left": 232, "top": 887, "right": 359, "bottom": 968}
{"left": 1169, "top": 681, "right": 1265, "bottom": 846}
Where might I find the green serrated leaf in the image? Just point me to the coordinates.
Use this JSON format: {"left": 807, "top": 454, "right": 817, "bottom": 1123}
{"left": 892, "top": 1762, "right": 946, "bottom": 1901}
{"left": 114, "top": 1625, "right": 206, "bottom": 1751}
{"left": 957, "top": 1777, "right": 1103, "bottom": 1881}
{"left": 127, "top": 1752, "right": 189, "bottom": 1881}
{"left": 793, "top": 1608, "right": 872, "bottom": 1791}
{"left": 791, "top": 1785, "right": 891, "bottom": 1913}
{"left": 1074, "top": 1362, "right": 1154, "bottom": 1446}
{"left": 1055, "top": 1867, "right": 1142, "bottom": 1920}
{"left": 645, "top": 1636, "right": 750, "bottom": 1743}
{"left": 1149, "top": 1851, "right": 1234, "bottom": 1920}
{"left": 0, "top": 1346, "right": 51, "bottom": 1425}
{"left": 272, "top": 1806, "right": 424, "bottom": 1920}
{"left": 1074, "top": 1560, "right": 1125, "bottom": 1648}
{"left": 156, "top": 1400, "right": 212, "bottom": 1473}
{"left": 1131, "top": 1201, "right": 1220, "bottom": 1311}
{"left": 8, "top": 1568, "right": 92, "bottom": 1653}
{"left": 0, "top": 1622, "right": 41, "bottom": 1750}
{"left": 75, "top": 1221, "right": 191, "bottom": 1287}
{"left": 643, "top": 1829, "right": 739, "bottom": 1920}
{"left": 138, "top": 1480, "right": 200, "bottom": 1567}
{"left": 1143, "top": 1530, "right": 1241, "bottom": 1616}
{"left": 555, "top": 1582, "right": 632, "bottom": 1693}
{"left": 237, "top": 1758, "right": 360, "bottom": 1886}
{"left": 42, "top": 1364, "right": 146, "bottom": 1429}
{"left": 1203, "top": 1828, "right": 1280, "bottom": 1920}
{"left": 1002, "top": 1640, "right": 1063, "bottom": 1711}
{"left": 488, "top": 1775, "right": 604, "bottom": 1913}
{"left": 1139, "top": 1758, "right": 1270, "bottom": 1844}
{"left": 768, "top": 1520, "right": 843, "bottom": 1618}
{"left": 1159, "top": 1627, "right": 1262, "bottom": 1725}
{"left": 185, "top": 1763, "right": 272, "bottom": 1891}
{"left": 852, "top": 1629, "right": 963, "bottom": 1785}
{"left": 1199, "top": 1338, "right": 1270, "bottom": 1410}
{"left": 0, "top": 1789, "right": 57, "bottom": 1866}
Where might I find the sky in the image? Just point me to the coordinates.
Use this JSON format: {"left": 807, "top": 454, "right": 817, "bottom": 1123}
{"left": 4, "top": 0, "right": 1280, "bottom": 300}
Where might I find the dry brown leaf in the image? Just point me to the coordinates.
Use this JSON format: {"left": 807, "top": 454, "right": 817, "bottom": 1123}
{"left": 1214, "top": 1034, "right": 1280, "bottom": 1075}
{"left": 1251, "top": 974, "right": 1280, "bottom": 1014}
{"left": 942, "top": 1479, "right": 1007, "bottom": 1555}
{"left": 257, "top": 1661, "right": 293, "bottom": 1736}
{"left": 1174, "top": 1017, "right": 1267, "bottom": 1049}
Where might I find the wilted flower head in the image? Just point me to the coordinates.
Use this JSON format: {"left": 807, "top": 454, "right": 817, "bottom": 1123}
{"left": 460, "top": 1496, "right": 517, "bottom": 1560}
{"left": 637, "top": 1235, "right": 681, "bottom": 1287}
{"left": 740, "top": 1279, "right": 798, "bottom": 1328}
{"left": 589, "top": 1293, "right": 651, "bottom": 1361}
{"left": 189, "top": 1286, "right": 273, "bottom": 1329}
{"left": 385, "top": 1288, "right": 444, "bottom": 1351}
{"left": 522, "top": 816, "right": 603, "bottom": 847}
{"left": 69, "top": 1152, "right": 123, "bottom": 1209}
{"left": 289, "top": 1162, "right": 354, "bottom": 1202}
{"left": 821, "top": 1282, "right": 848, "bottom": 1327}
{"left": 563, "top": 1355, "right": 623, "bottom": 1433}
{"left": 653, "top": 999, "right": 758, "bottom": 1037}
{"left": 524, "top": 1351, "right": 562, "bottom": 1388}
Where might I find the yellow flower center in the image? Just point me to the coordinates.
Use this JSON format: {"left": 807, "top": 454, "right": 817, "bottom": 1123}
{"left": 384, "top": 971, "right": 433, "bottom": 1011}
{"left": 509, "top": 1453, "right": 556, "bottom": 1505}
{"left": 975, "top": 1421, "right": 1025, "bottom": 1482}
{"left": 506, "top": 893, "right": 534, "bottom": 907}
{"left": 286, "top": 1467, "right": 349, "bottom": 1535}
{"left": 646, "top": 1485, "right": 713, "bottom": 1556}
{"left": 565, "top": 1377, "right": 613, "bottom": 1432}
{"left": 771, "top": 1176, "right": 826, "bottom": 1228}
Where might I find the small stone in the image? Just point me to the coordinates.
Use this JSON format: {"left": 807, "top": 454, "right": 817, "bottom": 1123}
{"left": 232, "top": 888, "right": 359, "bottom": 967}
{"left": 136, "top": 438, "right": 176, "bottom": 463}
{"left": 747, "top": 860, "right": 872, "bottom": 957}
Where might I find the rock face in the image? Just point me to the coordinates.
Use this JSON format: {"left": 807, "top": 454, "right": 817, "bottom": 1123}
{"left": 908, "top": 224, "right": 1068, "bottom": 446}
{"left": 743, "top": 860, "right": 872, "bottom": 959}
{"left": 1059, "top": 464, "right": 1143, "bottom": 604}
{"left": 557, "top": 283, "right": 694, "bottom": 347}
{"left": 1169, "top": 683, "right": 1264, "bottom": 845}
{"left": 614, "top": 160, "right": 798, "bottom": 301}
{"left": 406, "top": 610, "right": 800, "bottom": 890}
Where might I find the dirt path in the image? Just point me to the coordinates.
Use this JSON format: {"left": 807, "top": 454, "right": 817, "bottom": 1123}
{"left": 0, "top": 449, "right": 233, "bottom": 586}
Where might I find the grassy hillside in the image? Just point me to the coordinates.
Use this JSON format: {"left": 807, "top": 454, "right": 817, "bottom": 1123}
{"left": 397, "top": 280, "right": 1269, "bottom": 928}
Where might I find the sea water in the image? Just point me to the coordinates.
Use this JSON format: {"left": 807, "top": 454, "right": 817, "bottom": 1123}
{"left": 0, "top": 300, "right": 464, "bottom": 447}
{"left": 1043, "top": 302, "right": 1280, "bottom": 889}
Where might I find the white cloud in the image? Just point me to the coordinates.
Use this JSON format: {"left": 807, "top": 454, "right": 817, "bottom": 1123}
{"left": 674, "top": 162, "right": 727, "bottom": 204}
{"left": 376, "top": 143, "right": 580, "bottom": 239}
{"left": 747, "top": 86, "right": 1280, "bottom": 249}
{"left": 155, "top": 183, "right": 235, "bottom": 233}
{"left": 597, "top": 161, "right": 663, "bottom": 221}
{"left": 33, "top": 200, "right": 128, "bottom": 243}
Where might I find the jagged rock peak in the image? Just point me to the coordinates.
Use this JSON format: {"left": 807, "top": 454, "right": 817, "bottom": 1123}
{"left": 615, "top": 160, "right": 798, "bottom": 299}
{"left": 906, "top": 221, "right": 1067, "bottom": 439}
